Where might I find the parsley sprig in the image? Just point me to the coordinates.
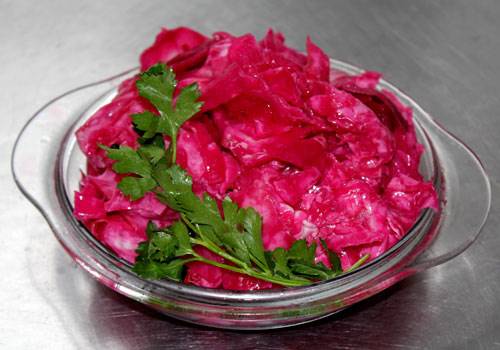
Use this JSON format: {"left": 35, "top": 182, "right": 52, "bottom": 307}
{"left": 101, "top": 63, "right": 369, "bottom": 287}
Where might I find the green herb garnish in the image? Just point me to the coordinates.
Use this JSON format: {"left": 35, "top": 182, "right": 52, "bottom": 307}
{"left": 101, "top": 63, "right": 369, "bottom": 287}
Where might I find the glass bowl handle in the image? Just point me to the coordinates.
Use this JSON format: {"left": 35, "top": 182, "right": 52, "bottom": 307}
{"left": 334, "top": 60, "right": 491, "bottom": 274}
{"left": 11, "top": 69, "right": 138, "bottom": 223}
{"left": 405, "top": 107, "right": 491, "bottom": 272}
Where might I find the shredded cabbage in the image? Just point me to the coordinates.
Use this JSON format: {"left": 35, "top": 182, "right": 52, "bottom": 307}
{"left": 74, "top": 27, "right": 437, "bottom": 290}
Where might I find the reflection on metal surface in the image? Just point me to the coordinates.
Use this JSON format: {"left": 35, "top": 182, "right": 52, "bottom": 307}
{"left": 15, "top": 54, "right": 491, "bottom": 329}
{"left": 2, "top": 0, "right": 500, "bottom": 348}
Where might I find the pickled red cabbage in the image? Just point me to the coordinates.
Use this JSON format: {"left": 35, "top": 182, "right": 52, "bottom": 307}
{"left": 74, "top": 27, "right": 437, "bottom": 290}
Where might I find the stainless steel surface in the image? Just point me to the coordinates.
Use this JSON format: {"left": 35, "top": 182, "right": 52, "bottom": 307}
{"left": 1, "top": 0, "right": 499, "bottom": 348}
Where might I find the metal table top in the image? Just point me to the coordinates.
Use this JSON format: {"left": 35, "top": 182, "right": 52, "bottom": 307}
{"left": 1, "top": 1, "right": 499, "bottom": 349}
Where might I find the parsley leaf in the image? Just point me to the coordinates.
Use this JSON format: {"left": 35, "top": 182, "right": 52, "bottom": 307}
{"left": 103, "top": 145, "right": 152, "bottom": 178}
{"left": 132, "top": 111, "right": 159, "bottom": 140}
{"left": 136, "top": 64, "right": 176, "bottom": 118}
{"left": 239, "top": 206, "right": 269, "bottom": 270}
{"left": 172, "top": 83, "right": 204, "bottom": 128}
{"left": 99, "top": 144, "right": 158, "bottom": 200}
{"left": 287, "top": 239, "right": 316, "bottom": 266}
{"left": 117, "top": 176, "right": 156, "bottom": 201}
{"left": 135, "top": 63, "right": 202, "bottom": 163}
{"left": 271, "top": 248, "right": 291, "bottom": 277}
{"left": 138, "top": 144, "right": 165, "bottom": 165}
{"left": 321, "top": 238, "right": 342, "bottom": 274}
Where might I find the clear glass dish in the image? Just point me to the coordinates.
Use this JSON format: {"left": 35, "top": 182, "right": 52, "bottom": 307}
{"left": 12, "top": 60, "right": 491, "bottom": 330}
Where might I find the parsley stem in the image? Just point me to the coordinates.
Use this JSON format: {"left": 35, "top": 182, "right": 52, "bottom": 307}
{"left": 345, "top": 254, "right": 370, "bottom": 273}
{"left": 249, "top": 255, "right": 270, "bottom": 274}
{"left": 179, "top": 213, "right": 251, "bottom": 270}
{"left": 190, "top": 237, "right": 249, "bottom": 270}
{"left": 191, "top": 254, "right": 310, "bottom": 287}
{"left": 171, "top": 136, "right": 177, "bottom": 164}
{"left": 180, "top": 213, "right": 200, "bottom": 235}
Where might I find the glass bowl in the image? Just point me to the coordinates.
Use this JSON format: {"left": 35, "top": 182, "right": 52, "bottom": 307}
{"left": 12, "top": 60, "right": 491, "bottom": 330}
